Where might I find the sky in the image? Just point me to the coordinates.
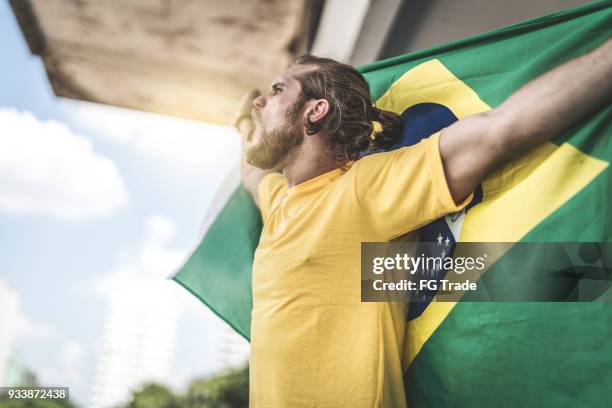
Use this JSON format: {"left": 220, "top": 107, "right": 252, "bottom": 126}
{"left": 0, "top": 1, "right": 245, "bottom": 405}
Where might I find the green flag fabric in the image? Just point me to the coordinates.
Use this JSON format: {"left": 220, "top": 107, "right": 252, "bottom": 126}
{"left": 174, "top": 1, "right": 612, "bottom": 406}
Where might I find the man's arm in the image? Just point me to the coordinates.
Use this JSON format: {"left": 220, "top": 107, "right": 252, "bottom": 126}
{"left": 440, "top": 38, "right": 612, "bottom": 203}
{"left": 235, "top": 90, "right": 276, "bottom": 207}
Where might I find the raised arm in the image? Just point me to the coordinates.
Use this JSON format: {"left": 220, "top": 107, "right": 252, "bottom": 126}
{"left": 235, "top": 90, "right": 277, "bottom": 207}
{"left": 440, "top": 38, "right": 612, "bottom": 203}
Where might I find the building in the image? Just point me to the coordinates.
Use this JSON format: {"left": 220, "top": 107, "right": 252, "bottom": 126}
{"left": 0, "top": 280, "right": 20, "bottom": 386}
{"left": 89, "top": 217, "right": 185, "bottom": 408}
{"left": 3, "top": 353, "right": 37, "bottom": 387}
{"left": 89, "top": 272, "right": 182, "bottom": 408}
{"left": 215, "top": 325, "right": 250, "bottom": 371}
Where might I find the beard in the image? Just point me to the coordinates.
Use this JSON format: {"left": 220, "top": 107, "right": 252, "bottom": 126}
{"left": 245, "top": 103, "right": 304, "bottom": 170}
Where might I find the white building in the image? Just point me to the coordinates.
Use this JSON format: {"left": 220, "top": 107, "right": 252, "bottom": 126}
{"left": 89, "top": 217, "right": 185, "bottom": 408}
{"left": 216, "top": 325, "right": 250, "bottom": 371}
{"left": 0, "top": 280, "right": 19, "bottom": 386}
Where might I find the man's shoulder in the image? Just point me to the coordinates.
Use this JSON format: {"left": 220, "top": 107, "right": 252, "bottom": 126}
{"left": 352, "top": 139, "right": 430, "bottom": 168}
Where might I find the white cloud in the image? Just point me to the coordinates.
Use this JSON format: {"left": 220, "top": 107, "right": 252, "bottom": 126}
{"left": 60, "top": 340, "right": 86, "bottom": 385}
{"left": 15, "top": 312, "right": 59, "bottom": 340}
{"left": 64, "top": 102, "right": 240, "bottom": 180}
{"left": 94, "top": 215, "right": 187, "bottom": 295}
{"left": 0, "top": 108, "right": 129, "bottom": 220}
{"left": 0, "top": 279, "right": 60, "bottom": 386}
{"left": 33, "top": 340, "right": 87, "bottom": 396}
{"left": 0, "top": 279, "right": 58, "bottom": 342}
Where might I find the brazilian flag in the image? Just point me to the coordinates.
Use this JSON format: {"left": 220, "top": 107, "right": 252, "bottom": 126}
{"left": 174, "top": 1, "right": 612, "bottom": 406}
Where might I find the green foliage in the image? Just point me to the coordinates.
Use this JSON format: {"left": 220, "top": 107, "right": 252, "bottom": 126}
{"left": 184, "top": 365, "right": 248, "bottom": 408}
{"left": 122, "top": 383, "right": 179, "bottom": 408}
{"left": 119, "top": 365, "right": 249, "bottom": 408}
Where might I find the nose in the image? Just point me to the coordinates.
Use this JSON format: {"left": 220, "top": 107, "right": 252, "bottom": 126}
{"left": 253, "top": 94, "right": 265, "bottom": 109}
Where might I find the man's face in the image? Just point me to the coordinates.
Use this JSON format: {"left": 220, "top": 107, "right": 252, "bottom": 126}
{"left": 246, "top": 65, "right": 312, "bottom": 169}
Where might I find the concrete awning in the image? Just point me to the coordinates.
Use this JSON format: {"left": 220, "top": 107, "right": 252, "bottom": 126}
{"left": 10, "top": 0, "right": 310, "bottom": 124}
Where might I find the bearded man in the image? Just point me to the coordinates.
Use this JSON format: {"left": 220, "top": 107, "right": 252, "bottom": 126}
{"left": 234, "top": 41, "right": 612, "bottom": 407}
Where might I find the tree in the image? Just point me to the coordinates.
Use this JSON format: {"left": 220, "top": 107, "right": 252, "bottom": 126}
{"left": 184, "top": 365, "right": 248, "bottom": 408}
{"left": 120, "top": 365, "right": 248, "bottom": 408}
{"left": 121, "top": 383, "right": 179, "bottom": 408}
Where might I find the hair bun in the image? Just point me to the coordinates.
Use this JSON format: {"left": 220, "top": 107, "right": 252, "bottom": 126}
{"left": 369, "top": 106, "right": 381, "bottom": 122}
{"left": 369, "top": 108, "right": 403, "bottom": 151}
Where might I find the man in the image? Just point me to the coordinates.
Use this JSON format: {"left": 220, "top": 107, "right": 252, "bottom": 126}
{"left": 234, "top": 42, "right": 612, "bottom": 407}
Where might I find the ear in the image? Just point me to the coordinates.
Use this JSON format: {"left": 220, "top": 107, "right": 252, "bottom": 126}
{"left": 305, "top": 99, "right": 329, "bottom": 125}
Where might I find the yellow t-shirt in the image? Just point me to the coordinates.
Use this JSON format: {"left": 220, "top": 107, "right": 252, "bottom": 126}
{"left": 250, "top": 132, "right": 473, "bottom": 407}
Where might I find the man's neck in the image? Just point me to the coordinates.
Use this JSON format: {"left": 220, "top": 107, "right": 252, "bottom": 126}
{"left": 281, "top": 134, "right": 340, "bottom": 188}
